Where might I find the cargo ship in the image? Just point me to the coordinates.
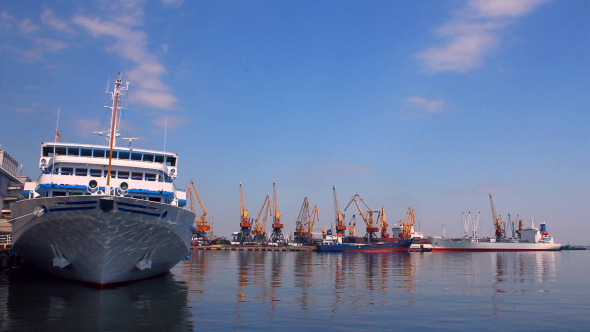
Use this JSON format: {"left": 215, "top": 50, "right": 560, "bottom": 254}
{"left": 10, "top": 73, "right": 195, "bottom": 286}
{"left": 317, "top": 230, "right": 413, "bottom": 252}
{"left": 428, "top": 194, "right": 561, "bottom": 252}
{"left": 427, "top": 220, "right": 562, "bottom": 252}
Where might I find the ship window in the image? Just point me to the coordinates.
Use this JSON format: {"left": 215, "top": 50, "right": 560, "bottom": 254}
{"left": 145, "top": 173, "right": 157, "bottom": 181}
{"left": 70, "top": 192, "right": 84, "bottom": 196}
{"left": 131, "top": 152, "right": 142, "bottom": 161}
{"left": 166, "top": 156, "right": 176, "bottom": 166}
{"left": 118, "top": 151, "right": 130, "bottom": 160}
{"left": 75, "top": 168, "right": 88, "bottom": 176}
{"left": 54, "top": 147, "right": 67, "bottom": 155}
{"left": 61, "top": 167, "right": 73, "bottom": 175}
{"left": 118, "top": 171, "right": 129, "bottom": 179}
{"left": 107, "top": 150, "right": 118, "bottom": 159}
{"left": 43, "top": 146, "right": 54, "bottom": 157}
{"left": 67, "top": 148, "right": 80, "bottom": 156}
{"left": 143, "top": 154, "right": 154, "bottom": 162}
{"left": 90, "top": 169, "right": 102, "bottom": 177}
{"left": 155, "top": 155, "right": 165, "bottom": 163}
{"left": 53, "top": 191, "right": 67, "bottom": 197}
{"left": 93, "top": 149, "right": 106, "bottom": 158}
{"left": 81, "top": 149, "right": 92, "bottom": 157}
{"left": 148, "top": 197, "right": 161, "bottom": 202}
{"left": 131, "top": 172, "right": 143, "bottom": 180}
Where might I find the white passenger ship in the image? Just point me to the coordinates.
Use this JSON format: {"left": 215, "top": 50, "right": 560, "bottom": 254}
{"left": 10, "top": 74, "right": 195, "bottom": 286}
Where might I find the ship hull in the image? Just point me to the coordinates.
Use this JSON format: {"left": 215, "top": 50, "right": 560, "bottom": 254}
{"left": 428, "top": 236, "right": 562, "bottom": 252}
{"left": 10, "top": 195, "right": 194, "bottom": 286}
{"left": 317, "top": 239, "right": 413, "bottom": 252}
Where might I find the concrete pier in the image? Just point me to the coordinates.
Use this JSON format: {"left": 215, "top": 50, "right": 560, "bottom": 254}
{"left": 192, "top": 245, "right": 315, "bottom": 252}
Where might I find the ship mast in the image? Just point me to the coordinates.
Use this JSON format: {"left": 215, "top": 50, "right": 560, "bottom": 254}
{"left": 106, "top": 73, "right": 129, "bottom": 187}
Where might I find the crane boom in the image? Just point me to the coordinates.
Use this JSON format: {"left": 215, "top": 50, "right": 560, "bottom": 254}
{"left": 401, "top": 207, "right": 415, "bottom": 238}
{"left": 379, "top": 206, "right": 389, "bottom": 238}
{"left": 239, "top": 182, "right": 250, "bottom": 226}
{"left": 333, "top": 185, "right": 346, "bottom": 234}
{"left": 252, "top": 195, "right": 270, "bottom": 235}
{"left": 489, "top": 193, "right": 504, "bottom": 239}
{"left": 308, "top": 205, "right": 319, "bottom": 234}
{"left": 272, "top": 180, "right": 283, "bottom": 229}
{"left": 187, "top": 180, "right": 210, "bottom": 231}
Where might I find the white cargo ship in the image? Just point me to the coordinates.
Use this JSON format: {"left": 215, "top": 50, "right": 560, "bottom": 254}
{"left": 10, "top": 74, "right": 195, "bottom": 286}
{"left": 428, "top": 219, "right": 562, "bottom": 252}
{"left": 428, "top": 194, "right": 561, "bottom": 252}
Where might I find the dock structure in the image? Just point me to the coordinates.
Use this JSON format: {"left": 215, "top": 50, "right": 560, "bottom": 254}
{"left": 192, "top": 245, "right": 315, "bottom": 252}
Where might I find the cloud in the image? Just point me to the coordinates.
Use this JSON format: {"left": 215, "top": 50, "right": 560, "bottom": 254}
{"left": 405, "top": 96, "right": 447, "bottom": 114}
{"left": 417, "top": 0, "right": 548, "bottom": 73}
{"left": 73, "top": 4, "right": 179, "bottom": 111}
{"left": 40, "top": 8, "right": 72, "bottom": 33}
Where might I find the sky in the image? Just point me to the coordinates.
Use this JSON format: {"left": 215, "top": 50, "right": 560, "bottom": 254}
{"left": 1, "top": 0, "right": 589, "bottom": 244}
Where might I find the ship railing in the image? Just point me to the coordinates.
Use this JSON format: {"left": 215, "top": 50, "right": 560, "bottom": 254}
{"left": 0, "top": 234, "right": 12, "bottom": 246}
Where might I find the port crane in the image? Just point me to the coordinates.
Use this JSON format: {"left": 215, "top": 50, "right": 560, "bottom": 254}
{"left": 379, "top": 206, "right": 389, "bottom": 238}
{"left": 293, "top": 197, "right": 319, "bottom": 245}
{"left": 344, "top": 194, "right": 380, "bottom": 243}
{"left": 400, "top": 207, "right": 415, "bottom": 238}
{"left": 252, "top": 195, "right": 270, "bottom": 244}
{"left": 268, "top": 180, "right": 287, "bottom": 245}
{"left": 489, "top": 193, "right": 505, "bottom": 240}
{"left": 332, "top": 185, "right": 347, "bottom": 236}
{"left": 238, "top": 182, "right": 253, "bottom": 244}
{"left": 187, "top": 180, "right": 211, "bottom": 245}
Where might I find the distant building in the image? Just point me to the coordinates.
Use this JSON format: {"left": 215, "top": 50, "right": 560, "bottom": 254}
{"left": 0, "top": 147, "right": 27, "bottom": 233}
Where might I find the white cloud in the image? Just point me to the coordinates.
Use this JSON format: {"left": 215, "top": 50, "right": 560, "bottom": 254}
{"left": 40, "top": 8, "right": 72, "bottom": 33}
{"left": 19, "top": 18, "right": 39, "bottom": 33}
{"left": 73, "top": 6, "right": 179, "bottom": 111}
{"left": 405, "top": 96, "right": 447, "bottom": 114}
{"left": 34, "top": 38, "right": 68, "bottom": 52}
{"left": 417, "top": 0, "right": 548, "bottom": 73}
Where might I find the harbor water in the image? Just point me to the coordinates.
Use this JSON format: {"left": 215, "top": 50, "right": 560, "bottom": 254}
{"left": 1, "top": 250, "right": 589, "bottom": 331}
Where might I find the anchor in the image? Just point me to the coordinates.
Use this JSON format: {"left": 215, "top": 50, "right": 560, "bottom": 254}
{"left": 50, "top": 244, "right": 70, "bottom": 268}
{"left": 135, "top": 246, "right": 157, "bottom": 270}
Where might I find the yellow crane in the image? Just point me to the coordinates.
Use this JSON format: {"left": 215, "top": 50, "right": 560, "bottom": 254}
{"left": 269, "top": 180, "right": 287, "bottom": 245}
{"left": 252, "top": 195, "right": 270, "bottom": 244}
{"left": 187, "top": 180, "right": 210, "bottom": 244}
{"left": 294, "top": 197, "right": 319, "bottom": 244}
{"left": 344, "top": 194, "right": 380, "bottom": 243}
{"left": 379, "top": 206, "right": 389, "bottom": 238}
{"left": 333, "top": 185, "right": 347, "bottom": 235}
{"left": 400, "top": 207, "right": 415, "bottom": 238}
{"left": 238, "top": 182, "right": 252, "bottom": 244}
{"left": 489, "top": 193, "right": 505, "bottom": 239}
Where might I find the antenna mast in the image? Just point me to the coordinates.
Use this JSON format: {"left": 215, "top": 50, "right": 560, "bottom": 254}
{"left": 106, "top": 73, "right": 129, "bottom": 187}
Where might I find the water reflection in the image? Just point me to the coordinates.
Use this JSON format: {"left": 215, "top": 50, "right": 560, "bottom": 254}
{"left": 493, "top": 251, "right": 557, "bottom": 294}
{"left": 0, "top": 268, "right": 191, "bottom": 331}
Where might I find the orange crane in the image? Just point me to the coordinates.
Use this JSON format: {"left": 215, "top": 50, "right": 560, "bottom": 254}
{"left": 238, "top": 182, "right": 253, "bottom": 244}
{"left": 333, "top": 185, "right": 347, "bottom": 235}
{"left": 269, "top": 180, "right": 287, "bottom": 245}
{"left": 252, "top": 195, "right": 270, "bottom": 244}
{"left": 344, "top": 194, "right": 380, "bottom": 243}
{"left": 400, "top": 207, "right": 415, "bottom": 238}
{"left": 294, "top": 197, "right": 318, "bottom": 245}
{"left": 187, "top": 180, "right": 210, "bottom": 245}
{"left": 489, "top": 193, "right": 505, "bottom": 240}
{"left": 379, "top": 206, "right": 389, "bottom": 238}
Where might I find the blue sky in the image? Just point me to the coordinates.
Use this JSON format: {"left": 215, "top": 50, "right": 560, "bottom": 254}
{"left": 1, "top": 0, "right": 588, "bottom": 244}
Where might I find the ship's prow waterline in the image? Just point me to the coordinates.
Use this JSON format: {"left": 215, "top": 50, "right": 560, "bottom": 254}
{"left": 11, "top": 196, "right": 194, "bottom": 285}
